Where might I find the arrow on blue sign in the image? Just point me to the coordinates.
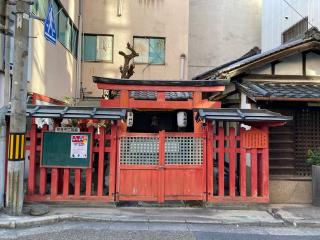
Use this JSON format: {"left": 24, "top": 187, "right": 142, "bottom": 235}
{"left": 44, "top": 3, "right": 57, "bottom": 45}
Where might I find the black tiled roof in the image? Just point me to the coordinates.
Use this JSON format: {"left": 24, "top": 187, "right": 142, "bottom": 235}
{"left": 196, "top": 108, "right": 292, "bottom": 122}
{"left": 129, "top": 91, "right": 192, "bottom": 100}
{"left": 193, "top": 28, "right": 320, "bottom": 80}
{"left": 238, "top": 80, "right": 320, "bottom": 100}
{"left": 5, "top": 105, "right": 128, "bottom": 120}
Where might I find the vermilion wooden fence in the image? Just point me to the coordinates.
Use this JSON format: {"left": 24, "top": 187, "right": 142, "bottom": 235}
{"left": 117, "top": 131, "right": 207, "bottom": 202}
{"left": 16, "top": 122, "right": 270, "bottom": 203}
{"left": 24, "top": 123, "right": 117, "bottom": 202}
{"left": 206, "top": 123, "right": 269, "bottom": 203}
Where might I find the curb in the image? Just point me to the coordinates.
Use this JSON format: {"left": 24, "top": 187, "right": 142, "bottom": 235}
{"left": 0, "top": 215, "right": 72, "bottom": 229}
{"left": 0, "top": 214, "right": 287, "bottom": 229}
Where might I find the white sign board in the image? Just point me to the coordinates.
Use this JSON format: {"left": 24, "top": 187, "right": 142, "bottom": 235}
{"left": 70, "top": 135, "right": 88, "bottom": 158}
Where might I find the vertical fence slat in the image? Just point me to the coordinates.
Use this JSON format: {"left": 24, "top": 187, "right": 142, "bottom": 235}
{"left": 28, "top": 124, "right": 37, "bottom": 195}
{"left": 85, "top": 168, "right": 92, "bottom": 197}
{"left": 51, "top": 168, "right": 58, "bottom": 198}
{"left": 240, "top": 129, "right": 246, "bottom": 198}
{"left": 229, "top": 128, "right": 236, "bottom": 198}
{"left": 115, "top": 126, "right": 122, "bottom": 202}
{"left": 206, "top": 124, "right": 214, "bottom": 200}
{"left": 39, "top": 125, "right": 48, "bottom": 196}
{"left": 262, "top": 126, "right": 269, "bottom": 198}
{"left": 86, "top": 126, "right": 94, "bottom": 197}
{"left": 218, "top": 127, "right": 224, "bottom": 196}
{"left": 109, "top": 123, "right": 117, "bottom": 201}
{"left": 158, "top": 130, "right": 165, "bottom": 203}
{"left": 39, "top": 168, "right": 47, "bottom": 195}
{"left": 63, "top": 169, "right": 70, "bottom": 197}
{"left": 202, "top": 130, "right": 207, "bottom": 201}
{"left": 74, "top": 169, "right": 81, "bottom": 197}
{"left": 98, "top": 127, "right": 105, "bottom": 196}
{"left": 251, "top": 149, "right": 258, "bottom": 198}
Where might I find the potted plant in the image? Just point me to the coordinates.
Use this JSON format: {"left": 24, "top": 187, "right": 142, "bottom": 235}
{"left": 307, "top": 149, "right": 320, "bottom": 206}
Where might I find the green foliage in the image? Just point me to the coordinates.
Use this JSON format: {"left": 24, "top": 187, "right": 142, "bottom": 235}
{"left": 307, "top": 149, "right": 320, "bottom": 166}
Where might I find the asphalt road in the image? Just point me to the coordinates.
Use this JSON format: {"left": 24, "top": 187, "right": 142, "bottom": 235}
{"left": 1, "top": 221, "right": 320, "bottom": 240}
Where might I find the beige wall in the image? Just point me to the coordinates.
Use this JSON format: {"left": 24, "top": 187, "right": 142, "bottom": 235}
{"left": 82, "top": 0, "right": 189, "bottom": 97}
{"left": 28, "top": 0, "right": 79, "bottom": 102}
{"left": 270, "top": 180, "right": 312, "bottom": 204}
{"left": 249, "top": 53, "right": 320, "bottom": 76}
{"left": 189, "top": 0, "right": 262, "bottom": 78}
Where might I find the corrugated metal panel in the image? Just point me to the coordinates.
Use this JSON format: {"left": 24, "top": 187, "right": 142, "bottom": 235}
{"left": 262, "top": 0, "right": 320, "bottom": 51}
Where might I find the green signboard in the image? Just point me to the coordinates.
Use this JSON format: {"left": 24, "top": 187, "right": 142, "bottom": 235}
{"left": 42, "top": 132, "right": 91, "bottom": 168}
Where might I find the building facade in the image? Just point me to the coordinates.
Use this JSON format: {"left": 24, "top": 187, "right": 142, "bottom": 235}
{"left": 262, "top": 0, "right": 320, "bottom": 51}
{"left": 29, "top": 0, "right": 80, "bottom": 103}
{"left": 17, "top": 0, "right": 263, "bottom": 102}
{"left": 188, "top": 0, "right": 262, "bottom": 78}
{"left": 81, "top": 0, "right": 189, "bottom": 98}
{"left": 23, "top": 0, "right": 190, "bottom": 102}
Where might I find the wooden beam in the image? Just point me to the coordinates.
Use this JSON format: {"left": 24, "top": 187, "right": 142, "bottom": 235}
{"left": 256, "top": 97, "right": 320, "bottom": 102}
{"left": 97, "top": 83, "right": 225, "bottom": 92}
{"left": 244, "top": 74, "right": 320, "bottom": 80}
{"left": 100, "top": 99, "right": 221, "bottom": 109}
{"left": 227, "top": 41, "right": 320, "bottom": 78}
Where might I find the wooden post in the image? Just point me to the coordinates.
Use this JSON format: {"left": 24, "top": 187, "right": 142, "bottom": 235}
{"left": 39, "top": 125, "right": 48, "bottom": 196}
{"left": 98, "top": 127, "right": 105, "bottom": 196}
{"left": 27, "top": 124, "right": 37, "bottom": 195}
{"left": 63, "top": 169, "right": 70, "bottom": 198}
{"left": 218, "top": 127, "right": 224, "bottom": 197}
{"left": 51, "top": 168, "right": 58, "bottom": 199}
{"left": 251, "top": 149, "right": 258, "bottom": 198}
{"left": 86, "top": 126, "right": 94, "bottom": 197}
{"left": 158, "top": 130, "right": 165, "bottom": 203}
{"left": 120, "top": 90, "right": 129, "bottom": 132}
{"left": 261, "top": 126, "right": 269, "bottom": 199}
{"left": 109, "top": 123, "right": 117, "bottom": 201}
{"left": 206, "top": 123, "right": 214, "bottom": 201}
{"left": 193, "top": 91, "right": 202, "bottom": 133}
{"left": 202, "top": 127, "right": 207, "bottom": 201}
{"left": 74, "top": 169, "right": 81, "bottom": 197}
{"left": 229, "top": 128, "right": 236, "bottom": 197}
{"left": 240, "top": 128, "right": 246, "bottom": 198}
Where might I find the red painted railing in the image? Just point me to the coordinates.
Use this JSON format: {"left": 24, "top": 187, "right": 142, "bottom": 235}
{"left": 24, "top": 123, "right": 117, "bottom": 202}
{"left": 206, "top": 123, "right": 269, "bottom": 203}
{"left": 16, "top": 122, "right": 270, "bottom": 203}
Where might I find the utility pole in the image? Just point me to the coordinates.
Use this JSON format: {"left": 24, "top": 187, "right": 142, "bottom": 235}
{"left": 4, "top": 0, "right": 13, "bottom": 105}
{"left": 6, "top": 0, "right": 29, "bottom": 215}
{"left": 0, "top": 0, "right": 12, "bottom": 209}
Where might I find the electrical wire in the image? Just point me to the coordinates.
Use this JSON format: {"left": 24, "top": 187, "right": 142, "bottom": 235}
{"left": 282, "top": 0, "right": 315, "bottom": 28}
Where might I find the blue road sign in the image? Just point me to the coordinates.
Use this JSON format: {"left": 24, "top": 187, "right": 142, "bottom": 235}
{"left": 44, "top": 2, "right": 57, "bottom": 45}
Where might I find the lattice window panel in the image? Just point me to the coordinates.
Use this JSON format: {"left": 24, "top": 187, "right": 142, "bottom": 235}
{"left": 120, "top": 137, "right": 159, "bottom": 165}
{"left": 294, "top": 109, "right": 320, "bottom": 176}
{"left": 165, "top": 137, "right": 203, "bottom": 165}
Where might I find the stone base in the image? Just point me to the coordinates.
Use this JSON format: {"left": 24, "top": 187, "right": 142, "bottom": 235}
{"left": 270, "top": 179, "right": 312, "bottom": 204}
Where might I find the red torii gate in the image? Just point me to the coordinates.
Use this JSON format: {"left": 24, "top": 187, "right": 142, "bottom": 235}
{"left": 4, "top": 77, "right": 290, "bottom": 204}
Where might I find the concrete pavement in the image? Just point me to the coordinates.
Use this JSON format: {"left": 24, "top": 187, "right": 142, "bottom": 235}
{"left": 2, "top": 221, "right": 320, "bottom": 240}
{"left": 0, "top": 204, "right": 319, "bottom": 229}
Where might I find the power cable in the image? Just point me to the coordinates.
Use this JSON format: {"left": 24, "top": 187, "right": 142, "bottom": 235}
{"left": 282, "top": 0, "right": 315, "bottom": 28}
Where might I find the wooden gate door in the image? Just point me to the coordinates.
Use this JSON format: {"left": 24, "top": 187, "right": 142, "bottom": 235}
{"left": 117, "top": 131, "right": 206, "bottom": 202}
